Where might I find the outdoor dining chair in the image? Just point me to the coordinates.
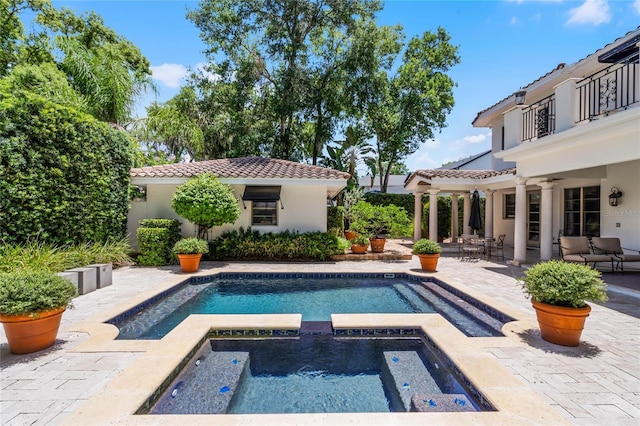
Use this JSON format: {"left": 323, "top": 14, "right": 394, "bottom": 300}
{"left": 491, "top": 234, "right": 506, "bottom": 261}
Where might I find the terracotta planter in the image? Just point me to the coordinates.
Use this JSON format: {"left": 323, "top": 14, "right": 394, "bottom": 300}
{"left": 369, "top": 238, "right": 386, "bottom": 253}
{"left": 531, "top": 301, "right": 591, "bottom": 346}
{"left": 350, "top": 244, "right": 368, "bottom": 254}
{"left": 417, "top": 253, "right": 440, "bottom": 272}
{"left": 177, "top": 253, "right": 203, "bottom": 273}
{"left": 344, "top": 230, "right": 357, "bottom": 241}
{"left": 0, "top": 307, "right": 65, "bottom": 354}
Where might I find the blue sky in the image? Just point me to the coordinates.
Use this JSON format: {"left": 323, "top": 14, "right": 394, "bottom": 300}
{"left": 50, "top": 0, "right": 640, "bottom": 170}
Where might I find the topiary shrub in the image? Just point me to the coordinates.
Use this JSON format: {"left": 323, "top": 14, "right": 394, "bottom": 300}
{"left": 136, "top": 219, "right": 182, "bottom": 266}
{"left": 0, "top": 85, "right": 133, "bottom": 246}
{"left": 173, "top": 238, "right": 209, "bottom": 254}
{"left": 412, "top": 238, "right": 442, "bottom": 254}
{"left": 171, "top": 173, "right": 240, "bottom": 239}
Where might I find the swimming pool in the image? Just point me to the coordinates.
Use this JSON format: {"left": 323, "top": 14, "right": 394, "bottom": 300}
{"left": 147, "top": 334, "right": 491, "bottom": 415}
{"left": 108, "top": 273, "right": 513, "bottom": 339}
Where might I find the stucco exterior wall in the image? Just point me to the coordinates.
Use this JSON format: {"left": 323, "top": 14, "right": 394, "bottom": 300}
{"left": 601, "top": 160, "right": 640, "bottom": 250}
{"left": 126, "top": 183, "right": 328, "bottom": 248}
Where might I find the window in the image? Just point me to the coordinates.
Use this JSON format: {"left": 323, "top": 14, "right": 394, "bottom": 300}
{"left": 563, "top": 186, "right": 600, "bottom": 237}
{"left": 504, "top": 193, "right": 516, "bottom": 219}
{"left": 252, "top": 201, "right": 278, "bottom": 225}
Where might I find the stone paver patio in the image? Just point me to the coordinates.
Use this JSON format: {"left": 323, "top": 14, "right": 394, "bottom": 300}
{"left": 1, "top": 247, "right": 638, "bottom": 425}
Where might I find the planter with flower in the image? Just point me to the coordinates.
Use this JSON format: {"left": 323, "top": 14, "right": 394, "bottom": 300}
{"left": 519, "top": 260, "right": 607, "bottom": 346}
{"left": 173, "top": 238, "right": 210, "bottom": 273}
{"left": 412, "top": 239, "right": 442, "bottom": 272}
{"left": 0, "top": 271, "right": 76, "bottom": 354}
{"left": 349, "top": 235, "right": 370, "bottom": 254}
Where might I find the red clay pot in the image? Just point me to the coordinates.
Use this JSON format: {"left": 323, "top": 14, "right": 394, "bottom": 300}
{"left": 350, "top": 244, "right": 368, "bottom": 254}
{"left": 0, "top": 307, "right": 65, "bottom": 354}
{"left": 417, "top": 253, "right": 440, "bottom": 272}
{"left": 369, "top": 237, "right": 386, "bottom": 253}
{"left": 177, "top": 253, "right": 203, "bottom": 273}
{"left": 531, "top": 301, "right": 591, "bottom": 347}
{"left": 344, "top": 230, "right": 357, "bottom": 241}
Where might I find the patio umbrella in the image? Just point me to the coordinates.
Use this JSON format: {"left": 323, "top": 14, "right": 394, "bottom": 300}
{"left": 469, "top": 190, "right": 482, "bottom": 234}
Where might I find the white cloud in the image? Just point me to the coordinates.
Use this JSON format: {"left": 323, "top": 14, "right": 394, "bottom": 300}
{"left": 150, "top": 63, "right": 188, "bottom": 88}
{"left": 510, "top": 16, "right": 519, "bottom": 25}
{"left": 463, "top": 133, "right": 489, "bottom": 144}
{"left": 566, "top": 0, "right": 611, "bottom": 26}
{"left": 634, "top": 0, "right": 640, "bottom": 14}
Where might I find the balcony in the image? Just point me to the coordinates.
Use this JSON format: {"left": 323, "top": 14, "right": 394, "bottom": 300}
{"left": 576, "top": 62, "right": 639, "bottom": 123}
{"left": 521, "top": 95, "right": 556, "bottom": 143}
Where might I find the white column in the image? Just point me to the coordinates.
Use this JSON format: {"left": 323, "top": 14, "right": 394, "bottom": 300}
{"left": 451, "top": 193, "right": 459, "bottom": 239}
{"left": 413, "top": 192, "right": 423, "bottom": 241}
{"left": 428, "top": 189, "right": 439, "bottom": 242}
{"left": 484, "top": 190, "right": 495, "bottom": 239}
{"left": 463, "top": 192, "right": 471, "bottom": 236}
{"left": 513, "top": 177, "right": 528, "bottom": 265}
{"left": 539, "top": 182, "right": 555, "bottom": 261}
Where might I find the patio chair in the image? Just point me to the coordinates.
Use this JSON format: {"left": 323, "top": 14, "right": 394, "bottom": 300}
{"left": 559, "top": 236, "right": 615, "bottom": 272}
{"left": 591, "top": 237, "right": 640, "bottom": 274}
{"left": 461, "top": 235, "right": 484, "bottom": 261}
{"left": 490, "top": 234, "right": 506, "bottom": 261}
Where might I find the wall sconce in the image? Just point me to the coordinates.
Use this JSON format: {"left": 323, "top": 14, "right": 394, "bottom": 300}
{"left": 609, "top": 187, "right": 623, "bottom": 206}
{"left": 514, "top": 90, "right": 527, "bottom": 105}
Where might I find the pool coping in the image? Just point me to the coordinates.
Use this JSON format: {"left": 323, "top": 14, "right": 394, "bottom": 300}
{"left": 61, "top": 270, "right": 568, "bottom": 425}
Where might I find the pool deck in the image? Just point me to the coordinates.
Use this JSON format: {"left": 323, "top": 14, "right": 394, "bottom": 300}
{"left": 1, "top": 242, "right": 639, "bottom": 425}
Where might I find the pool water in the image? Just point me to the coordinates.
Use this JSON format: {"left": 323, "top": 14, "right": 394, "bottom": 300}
{"left": 111, "top": 275, "right": 507, "bottom": 339}
{"left": 148, "top": 335, "right": 485, "bottom": 415}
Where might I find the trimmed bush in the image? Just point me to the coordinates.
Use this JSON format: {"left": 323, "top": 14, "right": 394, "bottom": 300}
{"left": 0, "top": 85, "right": 133, "bottom": 246}
{"left": 0, "top": 271, "right": 77, "bottom": 316}
{"left": 208, "top": 228, "right": 344, "bottom": 261}
{"left": 136, "top": 219, "right": 181, "bottom": 266}
{"left": 173, "top": 238, "right": 209, "bottom": 254}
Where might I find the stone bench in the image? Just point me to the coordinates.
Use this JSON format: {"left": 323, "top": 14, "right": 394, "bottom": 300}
{"left": 57, "top": 263, "right": 112, "bottom": 295}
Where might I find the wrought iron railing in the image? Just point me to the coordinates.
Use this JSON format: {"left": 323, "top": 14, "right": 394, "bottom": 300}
{"left": 521, "top": 95, "right": 556, "bottom": 142}
{"left": 576, "top": 62, "right": 638, "bottom": 123}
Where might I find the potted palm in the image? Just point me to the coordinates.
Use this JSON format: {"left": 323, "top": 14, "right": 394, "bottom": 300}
{"left": 173, "top": 238, "right": 209, "bottom": 273}
{"left": 412, "top": 239, "right": 442, "bottom": 272}
{"left": 350, "top": 235, "right": 370, "bottom": 254}
{"left": 0, "top": 271, "right": 76, "bottom": 354}
{"left": 518, "top": 260, "right": 607, "bottom": 346}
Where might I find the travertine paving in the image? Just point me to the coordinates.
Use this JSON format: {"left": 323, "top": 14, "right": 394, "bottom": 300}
{"left": 1, "top": 247, "right": 638, "bottom": 425}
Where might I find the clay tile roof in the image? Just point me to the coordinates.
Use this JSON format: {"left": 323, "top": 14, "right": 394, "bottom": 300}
{"left": 130, "top": 157, "right": 351, "bottom": 180}
{"left": 413, "top": 168, "right": 516, "bottom": 181}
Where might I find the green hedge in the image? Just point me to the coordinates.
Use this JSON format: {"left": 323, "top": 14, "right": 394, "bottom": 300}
{"left": 208, "top": 228, "right": 344, "bottom": 261}
{"left": 136, "top": 219, "right": 181, "bottom": 266}
{"left": 0, "top": 85, "right": 133, "bottom": 245}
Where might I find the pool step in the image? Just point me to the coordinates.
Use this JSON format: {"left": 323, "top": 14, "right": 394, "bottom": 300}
{"left": 382, "top": 351, "right": 441, "bottom": 411}
{"left": 410, "top": 393, "right": 476, "bottom": 412}
{"left": 150, "top": 350, "right": 249, "bottom": 414}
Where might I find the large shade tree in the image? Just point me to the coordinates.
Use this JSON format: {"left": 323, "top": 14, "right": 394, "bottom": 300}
{"left": 361, "top": 27, "right": 460, "bottom": 193}
{"left": 187, "top": 0, "right": 381, "bottom": 161}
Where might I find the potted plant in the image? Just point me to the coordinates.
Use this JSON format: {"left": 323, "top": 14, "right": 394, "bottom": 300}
{"left": 342, "top": 186, "right": 364, "bottom": 241}
{"left": 173, "top": 238, "right": 210, "bottom": 273}
{"left": 412, "top": 239, "right": 442, "bottom": 272}
{"left": 518, "top": 260, "right": 607, "bottom": 346}
{"left": 350, "top": 201, "right": 411, "bottom": 253}
{"left": 350, "top": 235, "right": 370, "bottom": 254}
{"left": 0, "top": 271, "right": 76, "bottom": 354}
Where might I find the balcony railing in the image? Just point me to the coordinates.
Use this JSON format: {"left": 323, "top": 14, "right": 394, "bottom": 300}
{"left": 576, "top": 62, "right": 638, "bottom": 123}
{"left": 521, "top": 94, "right": 556, "bottom": 143}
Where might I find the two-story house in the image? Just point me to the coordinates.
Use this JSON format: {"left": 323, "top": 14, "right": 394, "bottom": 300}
{"left": 405, "top": 27, "right": 639, "bottom": 265}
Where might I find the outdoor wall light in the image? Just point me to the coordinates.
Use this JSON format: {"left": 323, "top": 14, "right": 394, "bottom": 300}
{"left": 609, "top": 187, "right": 623, "bottom": 206}
{"left": 514, "top": 90, "right": 527, "bottom": 105}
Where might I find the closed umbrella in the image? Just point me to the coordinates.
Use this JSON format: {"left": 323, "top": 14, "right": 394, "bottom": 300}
{"left": 469, "top": 190, "right": 482, "bottom": 234}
